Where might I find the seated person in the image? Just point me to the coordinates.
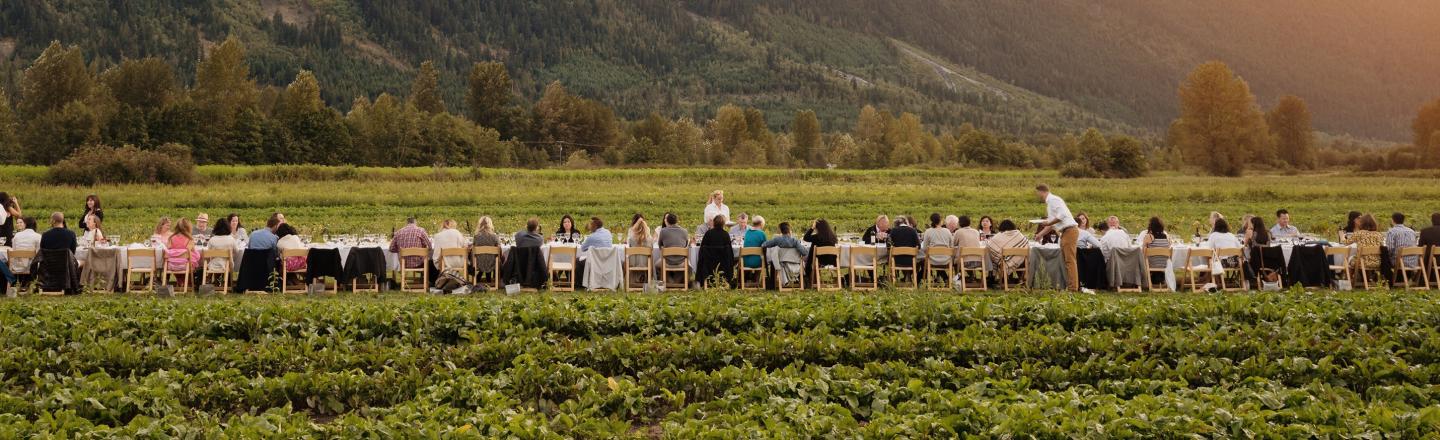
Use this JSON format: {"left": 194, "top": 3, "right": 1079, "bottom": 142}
{"left": 554, "top": 215, "right": 581, "bottom": 243}
{"left": 696, "top": 215, "right": 736, "bottom": 286}
{"left": 741, "top": 216, "right": 768, "bottom": 269}
{"left": 431, "top": 219, "right": 467, "bottom": 273}
{"left": 1077, "top": 222, "right": 1104, "bottom": 249}
{"left": 730, "top": 212, "right": 750, "bottom": 237}
{"left": 921, "top": 213, "right": 954, "bottom": 268}
{"left": 1142, "top": 217, "right": 1172, "bottom": 285}
{"left": 1385, "top": 213, "right": 1419, "bottom": 269}
{"left": 40, "top": 212, "right": 77, "bottom": 253}
{"left": 164, "top": 218, "right": 200, "bottom": 273}
{"left": 248, "top": 217, "right": 282, "bottom": 251}
{"left": 986, "top": 219, "right": 1029, "bottom": 276}
{"left": 1269, "top": 209, "right": 1301, "bottom": 240}
{"left": 389, "top": 217, "right": 431, "bottom": 269}
{"left": 886, "top": 216, "right": 921, "bottom": 268}
{"left": 471, "top": 216, "right": 504, "bottom": 275}
{"left": 1099, "top": 221, "right": 1133, "bottom": 252}
{"left": 803, "top": 218, "right": 840, "bottom": 268}
{"left": 276, "top": 223, "right": 306, "bottom": 272}
{"left": 514, "top": 218, "right": 545, "bottom": 248}
{"left": 1342, "top": 214, "right": 1383, "bottom": 271}
{"left": 9, "top": 217, "right": 41, "bottom": 272}
{"left": 150, "top": 217, "right": 173, "bottom": 246}
{"left": 77, "top": 213, "right": 108, "bottom": 265}
{"left": 862, "top": 215, "right": 891, "bottom": 245}
{"left": 1245, "top": 217, "right": 1272, "bottom": 247}
{"left": 761, "top": 222, "right": 809, "bottom": 258}
{"left": 206, "top": 218, "right": 239, "bottom": 273}
{"left": 193, "top": 213, "right": 211, "bottom": 246}
{"left": 626, "top": 217, "right": 654, "bottom": 270}
{"left": 656, "top": 213, "right": 691, "bottom": 271}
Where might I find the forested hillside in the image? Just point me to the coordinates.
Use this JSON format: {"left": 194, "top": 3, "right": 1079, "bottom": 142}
{"left": 4, "top": 0, "right": 1435, "bottom": 140}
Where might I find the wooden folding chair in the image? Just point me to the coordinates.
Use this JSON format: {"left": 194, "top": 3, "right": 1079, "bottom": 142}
{"left": 660, "top": 247, "right": 689, "bottom": 290}
{"left": 397, "top": 248, "right": 430, "bottom": 292}
{"left": 775, "top": 248, "right": 804, "bottom": 292}
{"left": 7, "top": 249, "right": 35, "bottom": 290}
{"left": 1395, "top": 246, "right": 1429, "bottom": 290}
{"left": 999, "top": 247, "right": 1030, "bottom": 291}
{"left": 122, "top": 250, "right": 154, "bottom": 293}
{"left": 278, "top": 249, "right": 311, "bottom": 293}
{"left": 812, "top": 246, "right": 842, "bottom": 291}
{"left": 160, "top": 250, "right": 193, "bottom": 294}
{"left": 1214, "top": 248, "right": 1246, "bottom": 291}
{"left": 889, "top": 247, "right": 920, "bottom": 290}
{"left": 957, "top": 247, "right": 988, "bottom": 292}
{"left": 1430, "top": 246, "right": 1440, "bottom": 291}
{"left": 1324, "top": 247, "right": 1352, "bottom": 290}
{"left": 200, "top": 249, "right": 232, "bottom": 294}
{"left": 438, "top": 247, "right": 470, "bottom": 278}
{"left": 547, "top": 246, "right": 578, "bottom": 292}
{"left": 737, "top": 248, "right": 766, "bottom": 290}
{"left": 1182, "top": 249, "right": 1213, "bottom": 292}
{"left": 624, "top": 247, "right": 652, "bottom": 292}
{"left": 1355, "top": 246, "right": 1382, "bottom": 290}
{"left": 924, "top": 246, "right": 955, "bottom": 290}
{"left": 848, "top": 246, "right": 880, "bottom": 291}
{"left": 1143, "top": 247, "right": 1172, "bottom": 292}
{"left": 470, "top": 246, "right": 502, "bottom": 290}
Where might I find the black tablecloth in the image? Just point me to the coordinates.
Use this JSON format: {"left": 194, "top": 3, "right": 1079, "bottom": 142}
{"left": 235, "top": 248, "right": 277, "bottom": 293}
{"left": 1285, "top": 245, "right": 1332, "bottom": 288}
{"left": 1076, "top": 248, "right": 1108, "bottom": 289}
{"left": 306, "top": 248, "right": 344, "bottom": 283}
{"left": 502, "top": 246, "right": 547, "bottom": 289}
{"left": 341, "top": 247, "right": 388, "bottom": 286}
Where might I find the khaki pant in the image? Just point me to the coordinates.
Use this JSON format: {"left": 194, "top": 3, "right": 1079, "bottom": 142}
{"left": 1060, "top": 227, "right": 1079, "bottom": 291}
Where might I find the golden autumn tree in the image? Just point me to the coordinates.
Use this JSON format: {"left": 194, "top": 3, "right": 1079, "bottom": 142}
{"left": 1169, "top": 61, "right": 1271, "bottom": 176}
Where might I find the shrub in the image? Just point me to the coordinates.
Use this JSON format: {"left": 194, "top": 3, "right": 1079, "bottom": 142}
{"left": 49, "top": 143, "right": 196, "bottom": 185}
{"left": 1058, "top": 162, "right": 1101, "bottom": 178}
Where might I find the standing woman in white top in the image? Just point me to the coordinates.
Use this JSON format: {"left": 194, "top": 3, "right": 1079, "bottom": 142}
{"left": 702, "top": 190, "right": 730, "bottom": 234}
{"left": 1034, "top": 184, "right": 1081, "bottom": 292}
{"left": 0, "top": 192, "right": 20, "bottom": 245}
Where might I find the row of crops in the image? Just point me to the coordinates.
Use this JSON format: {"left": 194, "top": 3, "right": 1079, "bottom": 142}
{"left": 1, "top": 292, "right": 1438, "bottom": 437}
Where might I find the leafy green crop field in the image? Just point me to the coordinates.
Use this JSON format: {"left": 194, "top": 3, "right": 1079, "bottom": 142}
{"left": 4, "top": 166, "right": 1440, "bottom": 242}
{"left": 1, "top": 291, "right": 1438, "bottom": 437}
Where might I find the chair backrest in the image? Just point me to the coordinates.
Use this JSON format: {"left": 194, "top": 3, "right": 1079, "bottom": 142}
{"left": 1214, "top": 247, "right": 1243, "bottom": 259}
{"left": 1357, "top": 246, "right": 1381, "bottom": 257}
{"left": 958, "top": 247, "right": 986, "bottom": 258}
{"left": 625, "top": 246, "right": 652, "bottom": 257}
{"left": 438, "top": 248, "right": 469, "bottom": 258}
{"left": 928, "top": 246, "right": 955, "bottom": 259}
{"left": 1324, "top": 247, "right": 1351, "bottom": 257}
{"left": 739, "top": 247, "right": 763, "bottom": 257}
{"left": 1001, "top": 247, "right": 1029, "bottom": 258}
{"left": 661, "top": 247, "right": 688, "bottom": 257}
{"left": 202, "top": 249, "right": 231, "bottom": 259}
{"left": 281, "top": 248, "right": 309, "bottom": 258}
{"left": 550, "top": 246, "right": 577, "bottom": 258}
{"left": 1143, "top": 247, "right": 1170, "bottom": 259}
{"left": 890, "top": 247, "right": 918, "bottom": 257}
{"left": 473, "top": 246, "right": 500, "bottom": 256}
{"left": 127, "top": 250, "right": 153, "bottom": 268}
{"left": 814, "top": 246, "right": 839, "bottom": 257}
{"left": 8, "top": 249, "right": 36, "bottom": 259}
{"left": 1398, "top": 246, "right": 1426, "bottom": 257}
{"left": 398, "top": 247, "right": 428, "bottom": 258}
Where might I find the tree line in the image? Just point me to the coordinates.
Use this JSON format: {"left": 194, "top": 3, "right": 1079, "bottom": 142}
{"left": 1169, "top": 61, "right": 1440, "bottom": 175}
{"left": 0, "top": 38, "right": 1156, "bottom": 176}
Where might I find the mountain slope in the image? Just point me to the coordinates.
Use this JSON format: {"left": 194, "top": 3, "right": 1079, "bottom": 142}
{"left": 2, "top": 0, "right": 1435, "bottom": 140}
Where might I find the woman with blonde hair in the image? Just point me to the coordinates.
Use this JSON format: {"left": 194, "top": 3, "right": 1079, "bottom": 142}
{"left": 627, "top": 216, "right": 655, "bottom": 269}
{"left": 472, "top": 216, "right": 503, "bottom": 275}
{"left": 151, "top": 217, "right": 173, "bottom": 246}
{"left": 702, "top": 190, "right": 730, "bottom": 233}
{"left": 165, "top": 218, "right": 199, "bottom": 273}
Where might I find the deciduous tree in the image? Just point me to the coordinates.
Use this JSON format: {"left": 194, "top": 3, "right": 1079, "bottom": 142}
{"left": 410, "top": 60, "right": 446, "bottom": 114}
{"left": 1170, "top": 61, "right": 1271, "bottom": 176}
{"left": 1266, "top": 95, "right": 1316, "bottom": 169}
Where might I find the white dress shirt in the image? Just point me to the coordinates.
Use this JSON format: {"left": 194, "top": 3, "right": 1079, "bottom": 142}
{"left": 1045, "top": 194, "right": 1078, "bottom": 231}
{"left": 1099, "top": 229, "right": 1133, "bottom": 252}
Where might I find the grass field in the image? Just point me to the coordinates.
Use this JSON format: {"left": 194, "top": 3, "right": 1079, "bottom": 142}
{"left": 1, "top": 291, "right": 1437, "bottom": 437}
{"left": 4, "top": 166, "right": 1440, "bottom": 243}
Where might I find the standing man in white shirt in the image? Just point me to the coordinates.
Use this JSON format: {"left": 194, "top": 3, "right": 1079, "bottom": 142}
{"left": 1034, "top": 184, "right": 1081, "bottom": 292}
{"left": 701, "top": 190, "right": 730, "bottom": 234}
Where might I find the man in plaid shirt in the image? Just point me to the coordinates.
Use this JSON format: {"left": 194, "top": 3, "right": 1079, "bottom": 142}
{"left": 389, "top": 217, "right": 431, "bottom": 269}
